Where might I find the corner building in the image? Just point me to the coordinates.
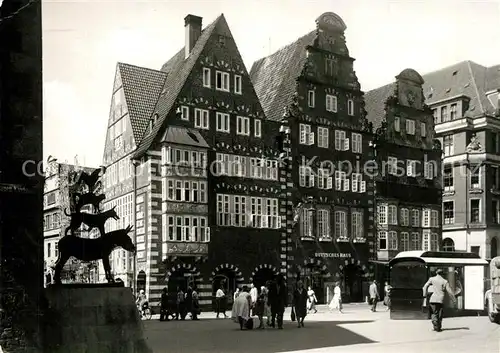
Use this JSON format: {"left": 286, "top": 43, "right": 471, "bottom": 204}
{"left": 365, "top": 69, "right": 443, "bottom": 281}
{"left": 251, "top": 12, "right": 375, "bottom": 303}
{"left": 103, "top": 14, "right": 285, "bottom": 309}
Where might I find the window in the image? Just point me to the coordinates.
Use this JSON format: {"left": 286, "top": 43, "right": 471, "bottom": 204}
{"left": 443, "top": 201, "right": 454, "bottom": 224}
{"left": 441, "top": 106, "right": 449, "bottom": 122}
{"left": 352, "top": 133, "right": 362, "bottom": 153}
{"left": 471, "top": 246, "right": 480, "bottom": 256}
{"left": 299, "top": 124, "right": 314, "bottom": 145}
{"left": 377, "top": 205, "right": 387, "bottom": 224}
{"left": 424, "top": 161, "right": 435, "bottom": 180}
{"left": 443, "top": 166, "right": 453, "bottom": 191}
{"left": 351, "top": 211, "right": 363, "bottom": 239}
{"left": 181, "top": 106, "right": 189, "bottom": 121}
{"left": 493, "top": 200, "right": 500, "bottom": 224}
{"left": 411, "top": 209, "right": 420, "bottom": 227}
{"left": 202, "top": 68, "right": 211, "bottom": 87}
{"left": 166, "top": 180, "right": 207, "bottom": 203}
{"left": 234, "top": 75, "right": 242, "bottom": 94}
{"left": 430, "top": 233, "right": 439, "bottom": 251}
{"left": 442, "top": 238, "right": 455, "bottom": 252}
{"left": 318, "top": 168, "right": 332, "bottom": 190}
{"left": 194, "top": 109, "right": 209, "bottom": 129}
{"left": 400, "top": 208, "right": 409, "bottom": 226}
{"left": 326, "top": 95, "right": 338, "bottom": 112}
{"left": 351, "top": 173, "right": 362, "bottom": 192}
{"left": 325, "top": 58, "right": 335, "bottom": 76}
{"left": 254, "top": 119, "right": 261, "bottom": 138}
{"left": 443, "top": 135, "right": 454, "bottom": 156}
{"left": 401, "top": 232, "right": 410, "bottom": 251}
{"left": 470, "top": 199, "right": 481, "bottom": 223}
{"left": 347, "top": 99, "right": 354, "bottom": 116}
{"left": 470, "top": 166, "right": 480, "bottom": 189}
{"left": 301, "top": 208, "right": 314, "bottom": 238}
{"left": 411, "top": 232, "right": 420, "bottom": 250}
{"left": 236, "top": 116, "right": 250, "bottom": 136}
{"left": 299, "top": 166, "right": 314, "bottom": 188}
{"left": 388, "top": 205, "right": 397, "bottom": 225}
{"left": 216, "top": 112, "right": 230, "bottom": 133}
{"left": 317, "top": 209, "right": 330, "bottom": 238}
{"left": 422, "top": 232, "right": 430, "bottom": 251}
{"left": 433, "top": 109, "right": 439, "bottom": 124}
{"left": 450, "top": 103, "right": 457, "bottom": 120}
{"left": 47, "top": 243, "right": 51, "bottom": 258}
{"left": 47, "top": 192, "right": 56, "bottom": 205}
{"left": 389, "top": 231, "right": 398, "bottom": 250}
{"left": 216, "top": 71, "right": 230, "bottom": 91}
{"left": 431, "top": 210, "right": 439, "bottom": 227}
{"left": 422, "top": 209, "right": 430, "bottom": 227}
{"left": 308, "top": 90, "right": 315, "bottom": 108}
{"left": 165, "top": 215, "right": 209, "bottom": 242}
{"left": 334, "top": 171, "right": 348, "bottom": 191}
{"left": 394, "top": 116, "right": 400, "bottom": 132}
{"left": 318, "top": 127, "right": 329, "bottom": 148}
{"left": 378, "top": 231, "right": 388, "bottom": 250}
{"left": 421, "top": 122, "right": 427, "bottom": 137}
{"left": 335, "top": 130, "right": 348, "bottom": 151}
{"left": 406, "top": 119, "right": 415, "bottom": 135}
{"left": 493, "top": 166, "right": 500, "bottom": 189}
{"left": 387, "top": 157, "right": 398, "bottom": 175}
{"left": 492, "top": 132, "right": 500, "bottom": 154}
{"left": 334, "top": 210, "right": 347, "bottom": 239}
{"left": 406, "top": 160, "right": 417, "bottom": 177}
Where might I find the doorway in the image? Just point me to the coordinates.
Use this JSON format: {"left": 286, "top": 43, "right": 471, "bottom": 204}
{"left": 212, "top": 269, "right": 237, "bottom": 306}
{"left": 252, "top": 268, "right": 275, "bottom": 292}
{"left": 298, "top": 264, "right": 329, "bottom": 304}
{"left": 343, "top": 264, "right": 365, "bottom": 303}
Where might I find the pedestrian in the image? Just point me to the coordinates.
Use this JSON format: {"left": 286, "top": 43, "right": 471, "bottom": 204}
{"left": 232, "top": 286, "right": 252, "bottom": 330}
{"left": 233, "top": 287, "right": 241, "bottom": 301}
{"left": 160, "top": 287, "right": 170, "bottom": 321}
{"left": 329, "top": 281, "right": 343, "bottom": 313}
{"left": 191, "top": 288, "right": 200, "bottom": 320}
{"left": 175, "top": 286, "right": 185, "bottom": 320}
{"left": 293, "top": 280, "right": 308, "bottom": 328}
{"left": 369, "top": 280, "right": 379, "bottom": 312}
{"left": 261, "top": 284, "right": 272, "bottom": 326}
{"left": 422, "top": 269, "right": 456, "bottom": 332}
{"left": 249, "top": 283, "right": 258, "bottom": 315}
{"left": 215, "top": 285, "right": 228, "bottom": 318}
{"left": 307, "top": 286, "right": 318, "bottom": 313}
{"left": 254, "top": 289, "right": 266, "bottom": 329}
{"left": 268, "top": 275, "right": 287, "bottom": 329}
{"left": 425, "top": 282, "right": 434, "bottom": 319}
{"left": 383, "top": 281, "right": 392, "bottom": 312}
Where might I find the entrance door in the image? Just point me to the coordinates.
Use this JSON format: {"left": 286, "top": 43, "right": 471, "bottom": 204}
{"left": 300, "top": 264, "right": 326, "bottom": 304}
{"left": 390, "top": 261, "right": 428, "bottom": 320}
{"left": 344, "top": 264, "right": 364, "bottom": 303}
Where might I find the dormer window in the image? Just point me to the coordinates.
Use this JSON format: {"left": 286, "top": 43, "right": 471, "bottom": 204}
{"left": 181, "top": 106, "right": 189, "bottom": 121}
{"left": 441, "top": 106, "right": 449, "bottom": 122}
{"left": 216, "top": 71, "right": 230, "bottom": 92}
{"left": 450, "top": 103, "right": 457, "bottom": 120}
{"left": 433, "top": 109, "right": 439, "bottom": 124}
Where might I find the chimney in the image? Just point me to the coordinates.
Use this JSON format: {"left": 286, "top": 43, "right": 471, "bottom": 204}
{"left": 184, "top": 14, "right": 202, "bottom": 59}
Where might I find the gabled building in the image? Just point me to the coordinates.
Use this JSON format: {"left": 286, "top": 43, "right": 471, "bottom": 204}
{"left": 250, "top": 12, "right": 375, "bottom": 303}
{"left": 365, "top": 61, "right": 500, "bottom": 262}
{"left": 364, "top": 69, "right": 442, "bottom": 281}
{"left": 103, "top": 14, "right": 285, "bottom": 309}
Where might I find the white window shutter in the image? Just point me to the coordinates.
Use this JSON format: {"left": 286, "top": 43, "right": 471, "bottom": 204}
{"left": 424, "top": 162, "right": 429, "bottom": 179}
{"left": 360, "top": 181, "right": 366, "bottom": 193}
{"left": 344, "top": 138, "right": 350, "bottom": 151}
{"left": 327, "top": 177, "right": 333, "bottom": 189}
{"left": 309, "top": 132, "right": 315, "bottom": 145}
{"left": 406, "top": 161, "right": 412, "bottom": 176}
{"left": 343, "top": 178, "right": 350, "bottom": 191}
{"left": 310, "top": 172, "right": 315, "bottom": 187}
{"left": 352, "top": 175, "right": 358, "bottom": 192}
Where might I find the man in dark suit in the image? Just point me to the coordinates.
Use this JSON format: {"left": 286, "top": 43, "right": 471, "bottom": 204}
{"left": 268, "top": 275, "right": 287, "bottom": 329}
{"left": 422, "top": 269, "right": 456, "bottom": 332}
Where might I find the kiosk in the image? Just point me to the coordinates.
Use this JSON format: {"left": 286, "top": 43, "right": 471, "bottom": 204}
{"left": 389, "top": 251, "right": 488, "bottom": 320}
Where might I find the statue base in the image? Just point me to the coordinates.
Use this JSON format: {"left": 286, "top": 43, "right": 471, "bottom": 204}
{"left": 43, "top": 285, "right": 152, "bottom": 353}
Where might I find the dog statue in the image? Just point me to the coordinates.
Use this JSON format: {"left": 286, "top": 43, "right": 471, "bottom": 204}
{"left": 53, "top": 225, "right": 136, "bottom": 284}
{"left": 73, "top": 192, "right": 106, "bottom": 213}
{"left": 64, "top": 206, "right": 119, "bottom": 237}
{"left": 77, "top": 166, "right": 106, "bottom": 192}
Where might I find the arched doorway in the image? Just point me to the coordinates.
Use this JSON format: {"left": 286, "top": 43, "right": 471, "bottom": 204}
{"left": 136, "top": 270, "right": 146, "bottom": 294}
{"left": 342, "top": 264, "right": 365, "bottom": 303}
{"left": 212, "top": 269, "right": 238, "bottom": 309}
{"left": 252, "top": 268, "right": 276, "bottom": 291}
{"left": 491, "top": 237, "right": 498, "bottom": 259}
{"left": 442, "top": 238, "right": 455, "bottom": 252}
{"left": 297, "top": 263, "right": 331, "bottom": 304}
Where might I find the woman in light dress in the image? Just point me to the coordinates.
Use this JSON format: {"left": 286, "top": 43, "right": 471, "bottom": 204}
{"left": 307, "top": 286, "right": 318, "bottom": 313}
{"left": 261, "top": 284, "right": 272, "bottom": 326}
{"left": 383, "top": 281, "right": 392, "bottom": 311}
{"left": 231, "top": 285, "right": 252, "bottom": 330}
{"left": 329, "top": 282, "right": 343, "bottom": 313}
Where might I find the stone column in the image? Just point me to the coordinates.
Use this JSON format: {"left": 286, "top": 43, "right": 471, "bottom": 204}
{"left": 0, "top": 0, "right": 43, "bottom": 351}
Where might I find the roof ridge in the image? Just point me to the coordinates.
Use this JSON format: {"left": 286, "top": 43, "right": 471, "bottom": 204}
{"left": 467, "top": 60, "right": 485, "bottom": 114}
{"left": 117, "top": 62, "right": 163, "bottom": 74}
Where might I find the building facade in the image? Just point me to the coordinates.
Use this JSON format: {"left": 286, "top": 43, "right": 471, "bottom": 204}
{"left": 366, "top": 61, "right": 500, "bottom": 261}
{"left": 103, "top": 14, "right": 285, "bottom": 309}
{"left": 250, "top": 12, "right": 375, "bottom": 303}
{"left": 43, "top": 157, "right": 100, "bottom": 285}
{"left": 365, "top": 69, "right": 443, "bottom": 281}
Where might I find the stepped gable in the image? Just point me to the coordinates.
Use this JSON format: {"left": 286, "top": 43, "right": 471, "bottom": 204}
{"left": 365, "top": 60, "right": 500, "bottom": 129}
{"left": 133, "top": 15, "right": 222, "bottom": 158}
{"left": 117, "top": 63, "right": 167, "bottom": 143}
{"left": 249, "top": 31, "right": 316, "bottom": 122}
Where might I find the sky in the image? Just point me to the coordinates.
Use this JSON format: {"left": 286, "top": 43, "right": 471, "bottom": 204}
{"left": 42, "top": 0, "right": 500, "bottom": 167}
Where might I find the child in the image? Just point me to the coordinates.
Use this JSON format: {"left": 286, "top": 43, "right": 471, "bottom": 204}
{"left": 254, "top": 291, "right": 266, "bottom": 329}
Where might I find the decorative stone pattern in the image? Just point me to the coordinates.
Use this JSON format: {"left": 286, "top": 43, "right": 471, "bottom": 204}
{"left": 164, "top": 202, "right": 208, "bottom": 214}
{"left": 164, "top": 242, "right": 208, "bottom": 255}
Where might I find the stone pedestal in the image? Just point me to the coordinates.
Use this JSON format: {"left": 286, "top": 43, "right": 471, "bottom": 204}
{"left": 43, "top": 285, "right": 152, "bottom": 353}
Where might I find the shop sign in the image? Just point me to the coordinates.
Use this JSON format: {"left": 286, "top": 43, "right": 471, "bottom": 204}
{"left": 314, "top": 252, "right": 352, "bottom": 258}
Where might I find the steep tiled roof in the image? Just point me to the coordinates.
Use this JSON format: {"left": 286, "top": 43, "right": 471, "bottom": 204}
{"left": 118, "top": 63, "right": 167, "bottom": 143}
{"left": 486, "top": 64, "right": 500, "bottom": 92}
{"left": 250, "top": 31, "right": 317, "bottom": 122}
{"left": 365, "top": 60, "right": 500, "bottom": 129}
{"left": 133, "top": 15, "right": 222, "bottom": 158}
{"left": 160, "top": 126, "right": 209, "bottom": 148}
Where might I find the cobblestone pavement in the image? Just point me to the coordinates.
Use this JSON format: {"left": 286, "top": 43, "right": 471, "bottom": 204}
{"left": 143, "top": 304, "right": 500, "bottom": 353}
